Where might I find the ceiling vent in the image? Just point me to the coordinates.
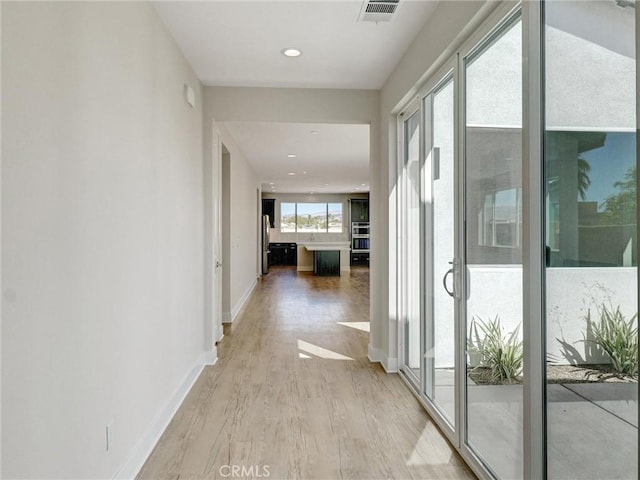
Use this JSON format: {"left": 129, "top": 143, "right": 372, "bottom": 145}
{"left": 358, "top": 0, "right": 400, "bottom": 23}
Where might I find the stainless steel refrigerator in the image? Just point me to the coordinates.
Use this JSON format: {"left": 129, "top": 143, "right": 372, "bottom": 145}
{"left": 262, "top": 215, "right": 270, "bottom": 274}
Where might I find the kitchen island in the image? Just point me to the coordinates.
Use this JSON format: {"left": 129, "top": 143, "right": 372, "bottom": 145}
{"left": 299, "top": 242, "right": 351, "bottom": 276}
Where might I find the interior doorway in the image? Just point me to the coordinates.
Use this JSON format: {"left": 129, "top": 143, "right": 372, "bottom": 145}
{"left": 257, "top": 188, "right": 262, "bottom": 278}
{"left": 221, "top": 144, "right": 231, "bottom": 323}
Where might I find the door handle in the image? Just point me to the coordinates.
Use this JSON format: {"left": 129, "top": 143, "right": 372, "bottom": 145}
{"left": 433, "top": 146, "right": 440, "bottom": 180}
{"left": 443, "top": 267, "right": 455, "bottom": 298}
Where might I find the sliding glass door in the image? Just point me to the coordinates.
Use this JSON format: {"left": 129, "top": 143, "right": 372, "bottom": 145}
{"left": 462, "top": 13, "right": 524, "bottom": 479}
{"left": 398, "top": 9, "right": 524, "bottom": 475}
{"left": 399, "top": 71, "right": 458, "bottom": 435}
{"left": 397, "top": 3, "right": 637, "bottom": 479}
{"left": 400, "top": 108, "right": 422, "bottom": 385}
{"left": 544, "top": 2, "right": 637, "bottom": 478}
{"left": 424, "top": 76, "right": 457, "bottom": 428}
{"left": 398, "top": 6, "right": 526, "bottom": 478}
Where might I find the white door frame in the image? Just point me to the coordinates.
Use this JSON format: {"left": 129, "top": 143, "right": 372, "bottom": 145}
{"left": 203, "top": 125, "right": 223, "bottom": 364}
{"left": 212, "top": 128, "right": 223, "bottom": 344}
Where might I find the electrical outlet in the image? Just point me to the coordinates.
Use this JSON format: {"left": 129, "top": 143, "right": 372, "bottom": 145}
{"left": 106, "top": 424, "right": 113, "bottom": 452}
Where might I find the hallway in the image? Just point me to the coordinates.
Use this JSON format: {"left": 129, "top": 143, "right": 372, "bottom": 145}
{"left": 137, "top": 268, "right": 475, "bottom": 480}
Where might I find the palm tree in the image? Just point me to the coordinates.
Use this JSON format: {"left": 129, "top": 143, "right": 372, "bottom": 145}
{"left": 545, "top": 155, "right": 591, "bottom": 201}
{"left": 577, "top": 156, "right": 591, "bottom": 201}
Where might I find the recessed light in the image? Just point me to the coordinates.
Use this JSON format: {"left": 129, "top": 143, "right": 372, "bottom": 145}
{"left": 324, "top": 183, "right": 329, "bottom": 186}
{"left": 281, "top": 48, "right": 302, "bottom": 57}
{"left": 311, "top": 130, "right": 318, "bottom": 135}
{"left": 288, "top": 172, "right": 296, "bottom": 176}
{"left": 303, "top": 171, "right": 308, "bottom": 174}
{"left": 287, "top": 154, "right": 297, "bottom": 158}
{"left": 269, "top": 182, "right": 274, "bottom": 185}
{"left": 361, "top": 183, "right": 366, "bottom": 186}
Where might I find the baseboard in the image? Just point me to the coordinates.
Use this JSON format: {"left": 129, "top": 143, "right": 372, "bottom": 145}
{"left": 367, "top": 343, "right": 383, "bottom": 363}
{"left": 383, "top": 357, "right": 399, "bottom": 373}
{"left": 340, "top": 266, "right": 351, "bottom": 272}
{"left": 200, "top": 348, "right": 218, "bottom": 366}
{"left": 230, "top": 278, "right": 257, "bottom": 322}
{"left": 222, "top": 311, "right": 231, "bottom": 324}
{"left": 367, "top": 345, "right": 398, "bottom": 373}
{"left": 114, "top": 356, "right": 208, "bottom": 479}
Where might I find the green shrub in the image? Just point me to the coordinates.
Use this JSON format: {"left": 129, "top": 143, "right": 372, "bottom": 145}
{"left": 589, "top": 305, "right": 638, "bottom": 377}
{"left": 469, "top": 316, "right": 523, "bottom": 383}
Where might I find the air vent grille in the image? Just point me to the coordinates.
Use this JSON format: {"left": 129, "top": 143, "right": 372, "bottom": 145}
{"left": 365, "top": 2, "right": 397, "bottom": 14}
{"left": 359, "top": 0, "right": 400, "bottom": 22}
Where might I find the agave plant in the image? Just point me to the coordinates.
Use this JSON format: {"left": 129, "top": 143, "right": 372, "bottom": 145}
{"left": 589, "top": 305, "right": 638, "bottom": 377}
{"left": 469, "top": 316, "right": 523, "bottom": 383}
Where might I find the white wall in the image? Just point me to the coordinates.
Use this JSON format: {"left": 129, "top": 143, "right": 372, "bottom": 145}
{"left": 216, "top": 123, "right": 261, "bottom": 322}
{"left": 2, "top": 3, "right": 206, "bottom": 478}
{"left": 458, "top": 266, "right": 637, "bottom": 368}
{"left": 546, "top": 1, "right": 635, "bottom": 130}
{"left": 546, "top": 268, "right": 637, "bottom": 365}
{"left": 466, "top": 19, "right": 522, "bottom": 127}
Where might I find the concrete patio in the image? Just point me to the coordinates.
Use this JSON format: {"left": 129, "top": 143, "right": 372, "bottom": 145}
{"left": 466, "top": 382, "right": 637, "bottom": 480}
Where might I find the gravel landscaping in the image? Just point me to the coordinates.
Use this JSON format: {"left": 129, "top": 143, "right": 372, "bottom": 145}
{"left": 467, "top": 364, "right": 638, "bottom": 385}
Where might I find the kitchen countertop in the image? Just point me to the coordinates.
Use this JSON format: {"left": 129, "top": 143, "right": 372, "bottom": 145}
{"left": 300, "top": 242, "right": 350, "bottom": 251}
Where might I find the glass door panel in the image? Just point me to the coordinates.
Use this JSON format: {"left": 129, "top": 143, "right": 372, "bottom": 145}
{"left": 544, "top": 2, "right": 637, "bottom": 478}
{"left": 401, "top": 110, "right": 422, "bottom": 382}
{"left": 425, "top": 77, "right": 456, "bottom": 426}
{"left": 463, "top": 15, "right": 523, "bottom": 479}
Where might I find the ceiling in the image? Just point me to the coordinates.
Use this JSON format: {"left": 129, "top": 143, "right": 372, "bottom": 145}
{"left": 152, "top": 1, "right": 439, "bottom": 90}
{"left": 153, "top": 1, "right": 439, "bottom": 193}
{"left": 223, "top": 122, "right": 370, "bottom": 194}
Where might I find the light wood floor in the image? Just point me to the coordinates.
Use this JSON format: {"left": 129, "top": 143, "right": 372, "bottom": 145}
{"left": 137, "top": 267, "right": 475, "bottom": 480}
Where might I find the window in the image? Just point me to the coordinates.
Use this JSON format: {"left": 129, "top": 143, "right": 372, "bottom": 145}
{"left": 466, "top": 125, "right": 522, "bottom": 264}
{"left": 280, "top": 203, "right": 297, "bottom": 232}
{"left": 280, "top": 202, "right": 343, "bottom": 233}
{"left": 296, "top": 203, "right": 326, "bottom": 232}
{"left": 546, "top": 131, "right": 636, "bottom": 267}
{"left": 327, "top": 203, "right": 343, "bottom": 233}
{"left": 478, "top": 187, "right": 522, "bottom": 248}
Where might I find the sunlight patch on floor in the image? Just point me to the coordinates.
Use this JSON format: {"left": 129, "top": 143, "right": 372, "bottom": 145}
{"left": 406, "top": 422, "right": 454, "bottom": 466}
{"left": 297, "top": 339, "right": 354, "bottom": 360}
{"left": 336, "top": 321, "right": 370, "bottom": 332}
